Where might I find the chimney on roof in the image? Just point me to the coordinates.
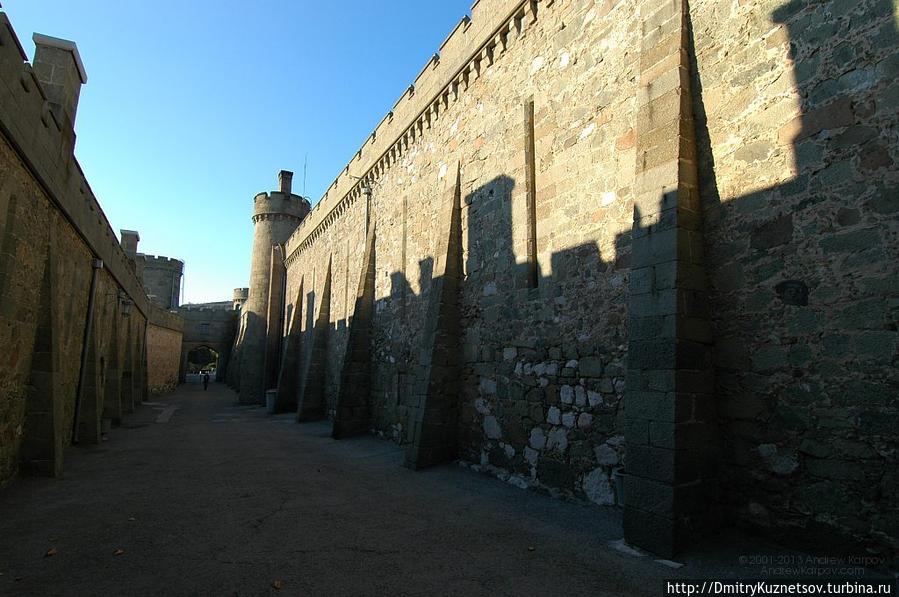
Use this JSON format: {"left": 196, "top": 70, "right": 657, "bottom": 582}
{"left": 278, "top": 170, "right": 293, "bottom": 195}
{"left": 120, "top": 230, "right": 140, "bottom": 260}
{"left": 32, "top": 33, "right": 88, "bottom": 136}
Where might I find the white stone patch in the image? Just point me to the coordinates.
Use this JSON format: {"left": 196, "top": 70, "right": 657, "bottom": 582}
{"left": 529, "top": 427, "right": 546, "bottom": 450}
{"left": 438, "top": 162, "right": 448, "bottom": 179}
{"left": 583, "top": 8, "right": 597, "bottom": 26}
{"left": 584, "top": 468, "right": 615, "bottom": 505}
{"left": 566, "top": 360, "right": 579, "bottom": 369}
{"left": 514, "top": 362, "right": 523, "bottom": 375}
{"left": 601, "top": 191, "right": 616, "bottom": 206}
{"left": 523, "top": 363, "right": 534, "bottom": 376}
{"left": 539, "top": 377, "right": 549, "bottom": 388}
{"left": 450, "top": 118, "right": 460, "bottom": 135}
{"left": 503, "top": 347, "right": 517, "bottom": 361}
{"left": 547, "top": 427, "right": 568, "bottom": 452}
{"left": 579, "top": 122, "right": 596, "bottom": 141}
{"left": 501, "top": 442, "right": 516, "bottom": 459}
{"left": 545, "top": 363, "right": 559, "bottom": 376}
{"left": 562, "top": 412, "right": 577, "bottom": 428}
{"left": 547, "top": 407, "right": 562, "bottom": 426}
{"left": 559, "top": 51, "right": 570, "bottom": 69}
{"left": 479, "top": 377, "right": 497, "bottom": 395}
{"left": 484, "top": 416, "right": 502, "bottom": 440}
{"left": 595, "top": 444, "right": 619, "bottom": 466}
{"left": 530, "top": 55, "right": 545, "bottom": 74}
{"left": 474, "top": 398, "right": 490, "bottom": 415}
{"left": 588, "top": 391, "right": 604, "bottom": 407}
{"left": 560, "top": 385, "right": 574, "bottom": 404}
{"left": 533, "top": 362, "right": 547, "bottom": 376}
{"left": 524, "top": 446, "right": 539, "bottom": 466}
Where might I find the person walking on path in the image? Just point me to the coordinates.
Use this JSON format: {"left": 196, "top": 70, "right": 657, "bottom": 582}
{"left": 203, "top": 372, "right": 210, "bottom": 391}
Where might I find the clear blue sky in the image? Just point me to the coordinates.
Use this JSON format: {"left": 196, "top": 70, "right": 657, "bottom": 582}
{"left": 3, "top": 0, "right": 471, "bottom": 303}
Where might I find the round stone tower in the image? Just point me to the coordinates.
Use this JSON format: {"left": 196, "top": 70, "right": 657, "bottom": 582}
{"left": 238, "top": 170, "right": 310, "bottom": 404}
{"left": 232, "top": 287, "right": 249, "bottom": 311}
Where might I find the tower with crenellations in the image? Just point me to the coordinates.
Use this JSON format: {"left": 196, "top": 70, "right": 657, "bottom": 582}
{"left": 232, "top": 287, "right": 249, "bottom": 311}
{"left": 237, "top": 171, "right": 310, "bottom": 405}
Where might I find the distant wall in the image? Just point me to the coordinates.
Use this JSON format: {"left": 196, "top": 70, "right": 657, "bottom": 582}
{"left": 178, "top": 307, "right": 237, "bottom": 383}
{"left": 147, "top": 305, "right": 183, "bottom": 395}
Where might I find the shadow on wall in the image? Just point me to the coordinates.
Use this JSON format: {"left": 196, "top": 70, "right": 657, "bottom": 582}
{"left": 274, "top": 0, "right": 897, "bottom": 561}
{"left": 687, "top": 0, "right": 898, "bottom": 558}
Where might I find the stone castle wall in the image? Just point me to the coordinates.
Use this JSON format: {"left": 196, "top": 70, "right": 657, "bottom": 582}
{"left": 0, "top": 13, "right": 151, "bottom": 485}
{"left": 286, "top": 0, "right": 636, "bottom": 496}
{"left": 179, "top": 307, "right": 237, "bottom": 383}
{"left": 691, "top": 0, "right": 898, "bottom": 551}
{"left": 147, "top": 305, "right": 182, "bottom": 395}
{"left": 276, "top": 0, "right": 897, "bottom": 557}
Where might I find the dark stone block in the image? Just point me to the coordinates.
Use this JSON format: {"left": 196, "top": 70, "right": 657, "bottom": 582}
{"left": 751, "top": 214, "right": 793, "bottom": 250}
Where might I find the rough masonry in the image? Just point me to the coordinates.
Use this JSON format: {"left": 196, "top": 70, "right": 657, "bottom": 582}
{"left": 230, "top": 0, "right": 898, "bottom": 560}
{"left": 0, "top": 22, "right": 151, "bottom": 482}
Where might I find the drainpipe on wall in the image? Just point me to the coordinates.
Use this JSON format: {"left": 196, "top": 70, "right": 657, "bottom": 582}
{"left": 72, "top": 258, "right": 103, "bottom": 444}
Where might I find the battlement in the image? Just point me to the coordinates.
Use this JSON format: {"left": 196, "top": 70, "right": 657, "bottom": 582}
{"left": 136, "top": 253, "right": 185, "bottom": 271}
{"left": 285, "top": 0, "right": 534, "bottom": 261}
{"left": 178, "top": 304, "right": 239, "bottom": 319}
{"left": 252, "top": 190, "right": 311, "bottom": 221}
{"left": 0, "top": 12, "right": 149, "bottom": 319}
{"left": 233, "top": 288, "right": 249, "bottom": 300}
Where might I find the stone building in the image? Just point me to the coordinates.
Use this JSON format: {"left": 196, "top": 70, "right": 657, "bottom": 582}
{"left": 229, "top": 172, "right": 310, "bottom": 404}
{"left": 136, "top": 254, "right": 183, "bottom": 310}
{"left": 0, "top": 24, "right": 152, "bottom": 484}
{"left": 231, "top": 0, "right": 898, "bottom": 560}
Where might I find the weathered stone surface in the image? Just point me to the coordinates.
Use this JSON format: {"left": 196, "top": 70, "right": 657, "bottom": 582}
{"left": 0, "top": 17, "right": 151, "bottom": 484}
{"left": 216, "top": 0, "right": 899, "bottom": 560}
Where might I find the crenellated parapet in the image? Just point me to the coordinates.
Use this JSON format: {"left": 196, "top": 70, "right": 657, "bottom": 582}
{"left": 252, "top": 191, "right": 310, "bottom": 223}
{"left": 284, "top": 0, "right": 544, "bottom": 266}
{"left": 136, "top": 254, "right": 184, "bottom": 272}
{"left": 0, "top": 11, "right": 149, "bottom": 318}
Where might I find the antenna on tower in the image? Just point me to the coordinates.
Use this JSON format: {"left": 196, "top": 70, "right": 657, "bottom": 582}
{"left": 303, "top": 154, "right": 308, "bottom": 197}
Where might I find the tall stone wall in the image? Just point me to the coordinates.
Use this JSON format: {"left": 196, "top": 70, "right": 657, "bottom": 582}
{"left": 279, "top": 0, "right": 899, "bottom": 553}
{"left": 0, "top": 14, "right": 150, "bottom": 485}
{"left": 286, "top": 0, "right": 638, "bottom": 514}
{"left": 275, "top": 0, "right": 898, "bottom": 558}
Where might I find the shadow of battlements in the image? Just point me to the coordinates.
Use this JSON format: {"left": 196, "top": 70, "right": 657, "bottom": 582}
{"left": 271, "top": 0, "right": 897, "bottom": 564}
{"left": 686, "top": 0, "right": 898, "bottom": 563}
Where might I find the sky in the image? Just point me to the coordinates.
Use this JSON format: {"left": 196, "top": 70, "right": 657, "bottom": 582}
{"left": 2, "top": 0, "right": 472, "bottom": 304}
